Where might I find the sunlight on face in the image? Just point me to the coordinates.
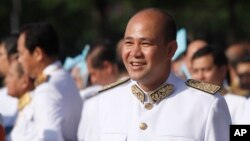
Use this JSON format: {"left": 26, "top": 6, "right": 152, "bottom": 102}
{"left": 237, "top": 62, "right": 250, "bottom": 90}
{"left": 122, "top": 15, "right": 171, "bottom": 89}
{"left": 191, "top": 54, "right": 222, "bottom": 85}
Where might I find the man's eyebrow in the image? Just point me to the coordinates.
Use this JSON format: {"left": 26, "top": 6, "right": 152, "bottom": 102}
{"left": 124, "top": 37, "right": 133, "bottom": 40}
{"left": 124, "top": 37, "right": 152, "bottom": 41}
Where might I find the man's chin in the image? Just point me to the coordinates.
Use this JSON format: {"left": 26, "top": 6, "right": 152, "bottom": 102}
{"left": 129, "top": 74, "right": 144, "bottom": 82}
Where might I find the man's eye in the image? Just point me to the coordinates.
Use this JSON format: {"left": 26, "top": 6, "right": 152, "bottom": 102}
{"left": 142, "top": 42, "right": 152, "bottom": 46}
{"left": 124, "top": 41, "right": 133, "bottom": 45}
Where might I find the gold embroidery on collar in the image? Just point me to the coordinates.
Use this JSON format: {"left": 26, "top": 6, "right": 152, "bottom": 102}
{"left": 18, "top": 93, "right": 31, "bottom": 111}
{"left": 131, "top": 83, "right": 174, "bottom": 104}
{"left": 149, "top": 84, "right": 174, "bottom": 103}
{"left": 131, "top": 85, "right": 145, "bottom": 103}
{"left": 34, "top": 73, "right": 49, "bottom": 87}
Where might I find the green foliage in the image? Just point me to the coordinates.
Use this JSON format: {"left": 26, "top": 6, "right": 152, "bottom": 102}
{"left": 0, "top": 0, "right": 249, "bottom": 60}
{"left": 0, "top": 0, "right": 11, "bottom": 38}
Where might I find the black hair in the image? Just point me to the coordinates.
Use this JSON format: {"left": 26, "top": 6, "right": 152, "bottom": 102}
{"left": 0, "top": 34, "right": 18, "bottom": 58}
{"left": 19, "top": 22, "right": 59, "bottom": 57}
{"left": 235, "top": 56, "right": 250, "bottom": 68}
{"left": 86, "top": 39, "right": 116, "bottom": 69}
{"left": 192, "top": 45, "right": 228, "bottom": 67}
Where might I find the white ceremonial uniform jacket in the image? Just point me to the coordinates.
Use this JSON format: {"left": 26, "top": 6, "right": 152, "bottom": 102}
{"left": 10, "top": 92, "right": 34, "bottom": 141}
{"left": 0, "top": 87, "right": 18, "bottom": 131}
{"left": 79, "top": 85, "right": 102, "bottom": 101}
{"left": 235, "top": 96, "right": 250, "bottom": 124}
{"left": 223, "top": 93, "right": 246, "bottom": 123}
{"left": 78, "top": 85, "right": 102, "bottom": 140}
{"left": 10, "top": 61, "right": 83, "bottom": 141}
{"left": 80, "top": 72, "right": 231, "bottom": 141}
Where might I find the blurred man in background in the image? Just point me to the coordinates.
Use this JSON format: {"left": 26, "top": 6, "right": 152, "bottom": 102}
{"left": 235, "top": 56, "right": 250, "bottom": 97}
{"left": 0, "top": 34, "right": 18, "bottom": 136}
{"left": 191, "top": 45, "right": 246, "bottom": 123}
{"left": 234, "top": 56, "right": 250, "bottom": 124}
{"left": 5, "top": 61, "right": 34, "bottom": 141}
{"left": 180, "top": 39, "right": 207, "bottom": 79}
{"left": 86, "top": 41, "right": 120, "bottom": 86}
{"left": 79, "top": 40, "right": 120, "bottom": 99}
{"left": 17, "top": 22, "right": 82, "bottom": 141}
{"left": 226, "top": 42, "right": 250, "bottom": 96}
{"left": 78, "top": 40, "right": 122, "bottom": 140}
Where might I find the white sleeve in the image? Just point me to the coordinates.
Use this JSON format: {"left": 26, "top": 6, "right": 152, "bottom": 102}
{"left": 236, "top": 98, "right": 250, "bottom": 124}
{"left": 77, "top": 103, "right": 86, "bottom": 141}
{"left": 204, "top": 96, "right": 231, "bottom": 141}
{"left": 33, "top": 87, "right": 64, "bottom": 141}
{"left": 78, "top": 97, "right": 100, "bottom": 141}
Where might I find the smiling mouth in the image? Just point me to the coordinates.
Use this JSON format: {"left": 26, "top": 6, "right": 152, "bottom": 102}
{"left": 129, "top": 62, "right": 146, "bottom": 70}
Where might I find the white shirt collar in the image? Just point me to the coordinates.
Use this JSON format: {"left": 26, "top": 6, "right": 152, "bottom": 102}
{"left": 43, "top": 60, "right": 62, "bottom": 75}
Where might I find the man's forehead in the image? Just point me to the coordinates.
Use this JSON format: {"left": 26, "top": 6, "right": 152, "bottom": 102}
{"left": 237, "top": 62, "right": 250, "bottom": 72}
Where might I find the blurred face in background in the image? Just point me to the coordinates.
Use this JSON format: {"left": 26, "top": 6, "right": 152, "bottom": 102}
{"left": 185, "top": 40, "right": 207, "bottom": 71}
{"left": 5, "top": 62, "right": 26, "bottom": 98}
{"left": 236, "top": 62, "right": 250, "bottom": 90}
{"left": 86, "top": 56, "right": 113, "bottom": 86}
{"left": 191, "top": 54, "right": 225, "bottom": 86}
{"left": 0, "top": 43, "right": 10, "bottom": 77}
{"left": 17, "top": 33, "right": 38, "bottom": 78}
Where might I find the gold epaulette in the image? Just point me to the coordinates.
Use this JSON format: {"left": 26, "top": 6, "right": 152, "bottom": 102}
{"left": 98, "top": 77, "right": 130, "bottom": 93}
{"left": 185, "top": 79, "right": 221, "bottom": 95}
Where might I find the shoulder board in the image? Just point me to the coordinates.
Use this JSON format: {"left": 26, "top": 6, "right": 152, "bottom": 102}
{"left": 98, "top": 77, "right": 130, "bottom": 93}
{"left": 185, "top": 79, "right": 221, "bottom": 95}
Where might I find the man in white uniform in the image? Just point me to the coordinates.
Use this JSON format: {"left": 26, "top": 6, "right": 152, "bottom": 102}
{"left": 191, "top": 45, "right": 246, "bottom": 123}
{"left": 78, "top": 41, "right": 121, "bottom": 140}
{"left": 80, "top": 8, "right": 231, "bottom": 141}
{"left": 234, "top": 56, "right": 250, "bottom": 124}
{"left": 15, "top": 22, "right": 82, "bottom": 141}
{"left": 0, "top": 35, "right": 19, "bottom": 136}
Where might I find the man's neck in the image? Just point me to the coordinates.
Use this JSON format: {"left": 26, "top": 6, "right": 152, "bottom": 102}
{"left": 138, "top": 72, "right": 170, "bottom": 92}
{"left": 34, "top": 57, "right": 58, "bottom": 78}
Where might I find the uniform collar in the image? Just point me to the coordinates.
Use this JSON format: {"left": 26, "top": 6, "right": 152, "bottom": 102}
{"left": 131, "top": 72, "right": 175, "bottom": 104}
{"left": 18, "top": 92, "right": 32, "bottom": 111}
{"left": 34, "top": 60, "right": 61, "bottom": 87}
{"left": 43, "top": 60, "right": 62, "bottom": 76}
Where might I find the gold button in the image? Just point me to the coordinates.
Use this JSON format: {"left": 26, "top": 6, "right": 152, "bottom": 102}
{"left": 139, "top": 122, "right": 147, "bottom": 130}
{"left": 144, "top": 103, "right": 153, "bottom": 110}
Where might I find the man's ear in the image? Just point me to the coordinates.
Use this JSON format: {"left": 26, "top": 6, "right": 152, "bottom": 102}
{"left": 103, "top": 61, "right": 113, "bottom": 74}
{"left": 166, "top": 40, "right": 177, "bottom": 58}
{"left": 32, "top": 47, "right": 44, "bottom": 62}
